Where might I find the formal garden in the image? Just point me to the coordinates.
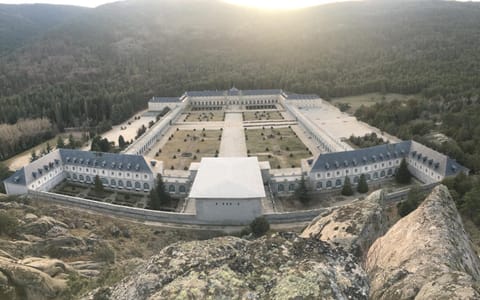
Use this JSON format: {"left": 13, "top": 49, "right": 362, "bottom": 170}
{"left": 242, "top": 110, "right": 284, "bottom": 121}
{"left": 183, "top": 111, "right": 225, "bottom": 122}
{"left": 245, "top": 126, "right": 312, "bottom": 169}
{"left": 153, "top": 129, "right": 222, "bottom": 170}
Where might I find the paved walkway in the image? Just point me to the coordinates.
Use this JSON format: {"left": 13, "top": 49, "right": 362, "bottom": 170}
{"left": 219, "top": 113, "right": 247, "bottom": 157}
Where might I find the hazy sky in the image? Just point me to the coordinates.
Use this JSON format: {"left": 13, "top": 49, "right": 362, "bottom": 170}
{"left": 0, "top": 0, "right": 478, "bottom": 9}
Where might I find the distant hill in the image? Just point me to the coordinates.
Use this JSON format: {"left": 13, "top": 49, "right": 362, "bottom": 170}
{"left": 0, "top": 4, "right": 88, "bottom": 54}
{"left": 0, "top": 0, "right": 479, "bottom": 128}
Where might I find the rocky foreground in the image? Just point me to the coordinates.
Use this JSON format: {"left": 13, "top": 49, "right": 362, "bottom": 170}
{"left": 2, "top": 185, "right": 480, "bottom": 299}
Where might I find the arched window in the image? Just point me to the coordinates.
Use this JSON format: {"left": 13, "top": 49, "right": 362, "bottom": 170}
{"left": 111, "top": 179, "right": 116, "bottom": 186}
{"left": 66, "top": 173, "right": 71, "bottom": 179}
{"left": 326, "top": 180, "right": 332, "bottom": 188}
{"left": 179, "top": 185, "right": 186, "bottom": 193}
{"left": 380, "top": 170, "right": 386, "bottom": 177}
{"left": 354, "top": 176, "right": 359, "bottom": 183}
{"left": 86, "top": 175, "right": 91, "bottom": 183}
{"left": 278, "top": 184, "right": 284, "bottom": 192}
{"left": 316, "top": 182, "right": 322, "bottom": 190}
{"left": 143, "top": 183, "right": 150, "bottom": 190}
{"left": 118, "top": 180, "right": 124, "bottom": 187}
{"left": 387, "top": 169, "right": 393, "bottom": 176}
{"left": 72, "top": 174, "right": 78, "bottom": 180}
{"left": 101, "top": 178, "right": 108, "bottom": 185}
{"left": 79, "top": 175, "right": 84, "bottom": 181}
{"left": 373, "top": 172, "right": 379, "bottom": 179}
{"left": 126, "top": 181, "right": 132, "bottom": 188}
{"left": 288, "top": 184, "right": 295, "bottom": 191}
{"left": 135, "top": 182, "right": 141, "bottom": 190}
{"left": 336, "top": 179, "right": 342, "bottom": 187}
{"left": 169, "top": 185, "right": 175, "bottom": 192}
{"left": 366, "top": 174, "right": 371, "bottom": 181}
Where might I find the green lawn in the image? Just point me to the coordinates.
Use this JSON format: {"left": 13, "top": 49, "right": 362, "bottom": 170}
{"left": 331, "top": 93, "right": 420, "bottom": 113}
{"left": 245, "top": 127, "right": 311, "bottom": 168}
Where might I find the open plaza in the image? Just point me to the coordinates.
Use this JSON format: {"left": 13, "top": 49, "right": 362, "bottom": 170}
{"left": 4, "top": 88, "right": 469, "bottom": 225}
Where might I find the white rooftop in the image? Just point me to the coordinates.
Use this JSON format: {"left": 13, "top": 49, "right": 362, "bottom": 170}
{"left": 189, "top": 157, "right": 266, "bottom": 199}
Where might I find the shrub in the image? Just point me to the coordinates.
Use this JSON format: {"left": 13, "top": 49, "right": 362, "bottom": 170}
{"left": 249, "top": 216, "right": 270, "bottom": 237}
{"left": 94, "top": 243, "right": 116, "bottom": 264}
{"left": 0, "top": 211, "right": 18, "bottom": 236}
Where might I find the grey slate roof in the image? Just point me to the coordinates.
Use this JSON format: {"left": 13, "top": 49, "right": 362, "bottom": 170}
{"left": 150, "top": 97, "right": 181, "bottom": 103}
{"left": 3, "top": 168, "right": 26, "bottom": 186}
{"left": 186, "top": 88, "right": 282, "bottom": 98}
{"left": 311, "top": 141, "right": 412, "bottom": 172}
{"left": 59, "top": 149, "right": 151, "bottom": 173}
{"left": 284, "top": 93, "right": 319, "bottom": 100}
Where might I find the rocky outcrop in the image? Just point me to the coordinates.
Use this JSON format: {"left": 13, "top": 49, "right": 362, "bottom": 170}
{"left": 22, "top": 216, "right": 69, "bottom": 238}
{"left": 0, "top": 256, "right": 67, "bottom": 300}
{"left": 301, "top": 190, "right": 387, "bottom": 258}
{"left": 93, "top": 233, "right": 369, "bottom": 300}
{"left": 366, "top": 185, "right": 480, "bottom": 299}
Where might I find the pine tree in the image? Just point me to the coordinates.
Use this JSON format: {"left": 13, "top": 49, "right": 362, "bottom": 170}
{"left": 46, "top": 142, "right": 52, "bottom": 153}
{"left": 357, "top": 174, "right": 369, "bottom": 194}
{"left": 341, "top": 176, "right": 354, "bottom": 196}
{"left": 30, "top": 150, "right": 38, "bottom": 162}
{"left": 56, "top": 136, "right": 65, "bottom": 148}
{"left": 68, "top": 134, "right": 76, "bottom": 149}
{"left": 118, "top": 135, "right": 126, "bottom": 149}
{"left": 94, "top": 175, "right": 104, "bottom": 193}
{"left": 395, "top": 158, "right": 412, "bottom": 184}
{"left": 295, "top": 175, "right": 310, "bottom": 204}
{"left": 148, "top": 174, "right": 172, "bottom": 210}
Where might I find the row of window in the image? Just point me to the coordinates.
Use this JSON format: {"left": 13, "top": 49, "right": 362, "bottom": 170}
{"left": 192, "top": 99, "right": 278, "bottom": 106}
{"left": 409, "top": 159, "right": 442, "bottom": 181}
{"left": 29, "top": 168, "right": 61, "bottom": 190}
{"left": 64, "top": 165, "right": 149, "bottom": 180}
{"left": 315, "top": 160, "right": 400, "bottom": 179}
{"left": 277, "top": 169, "right": 396, "bottom": 193}
{"left": 67, "top": 173, "right": 150, "bottom": 190}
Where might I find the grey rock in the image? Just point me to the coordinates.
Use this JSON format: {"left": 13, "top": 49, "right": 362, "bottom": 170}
{"left": 366, "top": 185, "right": 480, "bottom": 299}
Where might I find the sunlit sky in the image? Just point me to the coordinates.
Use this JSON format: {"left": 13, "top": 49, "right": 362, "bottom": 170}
{"left": 0, "top": 0, "right": 478, "bottom": 9}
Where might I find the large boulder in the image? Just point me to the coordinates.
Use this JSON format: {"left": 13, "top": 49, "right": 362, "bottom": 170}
{"left": 22, "top": 216, "right": 68, "bottom": 238}
{"left": 366, "top": 185, "right": 480, "bottom": 299}
{"left": 90, "top": 233, "right": 369, "bottom": 300}
{"left": 301, "top": 190, "right": 387, "bottom": 258}
{"left": 0, "top": 256, "right": 67, "bottom": 300}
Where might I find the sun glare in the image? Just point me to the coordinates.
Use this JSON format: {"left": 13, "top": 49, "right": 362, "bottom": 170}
{"left": 224, "top": 0, "right": 336, "bottom": 10}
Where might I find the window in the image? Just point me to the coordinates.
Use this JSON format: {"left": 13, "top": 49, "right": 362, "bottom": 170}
{"left": 79, "top": 175, "right": 84, "bottom": 181}
{"left": 72, "top": 174, "right": 78, "bottom": 180}
{"left": 118, "top": 180, "right": 124, "bottom": 187}
{"left": 126, "top": 181, "right": 132, "bottom": 188}
{"left": 143, "top": 183, "right": 150, "bottom": 190}
{"left": 335, "top": 179, "right": 342, "bottom": 187}
{"left": 288, "top": 184, "right": 295, "bottom": 191}
{"left": 144, "top": 174, "right": 148, "bottom": 179}
{"left": 316, "top": 182, "right": 322, "bottom": 190}
{"left": 326, "top": 181, "right": 332, "bottom": 188}
{"left": 278, "top": 184, "right": 284, "bottom": 192}
{"left": 354, "top": 176, "right": 359, "bottom": 183}
{"left": 169, "top": 185, "right": 175, "bottom": 192}
{"left": 387, "top": 169, "right": 393, "bottom": 176}
{"left": 101, "top": 178, "right": 108, "bottom": 185}
{"left": 86, "top": 176, "right": 91, "bottom": 183}
{"left": 373, "top": 172, "right": 379, "bottom": 179}
{"left": 179, "top": 185, "right": 186, "bottom": 193}
{"left": 135, "top": 182, "right": 141, "bottom": 190}
{"left": 380, "top": 170, "right": 386, "bottom": 177}
{"left": 111, "top": 179, "right": 116, "bottom": 186}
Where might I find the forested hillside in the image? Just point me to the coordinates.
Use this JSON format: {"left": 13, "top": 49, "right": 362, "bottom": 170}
{"left": 0, "top": 4, "right": 87, "bottom": 54}
{"left": 1, "top": 0, "right": 480, "bottom": 161}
